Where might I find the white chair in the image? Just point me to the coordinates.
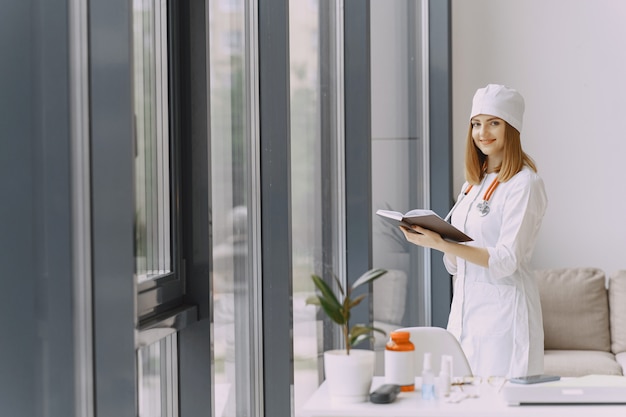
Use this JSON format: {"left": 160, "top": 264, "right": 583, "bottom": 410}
{"left": 396, "top": 326, "right": 473, "bottom": 378}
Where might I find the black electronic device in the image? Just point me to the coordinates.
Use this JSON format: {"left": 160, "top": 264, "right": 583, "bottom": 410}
{"left": 369, "top": 384, "right": 401, "bottom": 404}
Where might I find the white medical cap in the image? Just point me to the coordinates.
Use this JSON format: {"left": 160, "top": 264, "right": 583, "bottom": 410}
{"left": 470, "top": 84, "right": 525, "bottom": 133}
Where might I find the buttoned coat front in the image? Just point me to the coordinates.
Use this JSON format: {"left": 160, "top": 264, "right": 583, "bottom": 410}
{"left": 444, "top": 166, "right": 548, "bottom": 378}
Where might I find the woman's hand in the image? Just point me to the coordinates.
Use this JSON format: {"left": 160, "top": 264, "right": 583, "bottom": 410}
{"left": 400, "top": 225, "right": 446, "bottom": 252}
{"left": 401, "top": 225, "right": 490, "bottom": 268}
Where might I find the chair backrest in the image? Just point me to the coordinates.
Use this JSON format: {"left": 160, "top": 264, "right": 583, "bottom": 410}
{"left": 373, "top": 269, "right": 408, "bottom": 325}
{"left": 396, "top": 326, "right": 473, "bottom": 378}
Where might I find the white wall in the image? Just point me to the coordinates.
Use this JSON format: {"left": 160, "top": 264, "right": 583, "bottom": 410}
{"left": 451, "top": 0, "right": 626, "bottom": 274}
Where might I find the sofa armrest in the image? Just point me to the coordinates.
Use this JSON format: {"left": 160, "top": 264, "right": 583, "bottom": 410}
{"left": 609, "top": 271, "right": 626, "bottom": 354}
{"left": 615, "top": 352, "right": 626, "bottom": 375}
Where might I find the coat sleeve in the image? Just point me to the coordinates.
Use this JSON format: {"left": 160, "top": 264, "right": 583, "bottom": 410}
{"left": 487, "top": 173, "right": 547, "bottom": 280}
{"left": 443, "top": 252, "right": 457, "bottom": 274}
{"left": 443, "top": 183, "right": 470, "bottom": 275}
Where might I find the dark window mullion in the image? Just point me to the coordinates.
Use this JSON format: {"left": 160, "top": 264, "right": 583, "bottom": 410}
{"left": 428, "top": 0, "right": 453, "bottom": 327}
{"left": 344, "top": 0, "right": 373, "bottom": 341}
{"left": 90, "top": 0, "right": 137, "bottom": 415}
{"left": 259, "top": 1, "right": 293, "bottom": 416}
{"left": 177, "top": 0, "right": 213, "bottom": 414}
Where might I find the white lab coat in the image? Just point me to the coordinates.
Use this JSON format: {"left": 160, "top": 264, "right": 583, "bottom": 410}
{"left": 444, "top": 167, "right": 547, "bottom": 378}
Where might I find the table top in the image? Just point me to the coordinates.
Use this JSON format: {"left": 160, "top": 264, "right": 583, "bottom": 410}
{"left": 299, "top": 377, "right": 626, "bottom": 417}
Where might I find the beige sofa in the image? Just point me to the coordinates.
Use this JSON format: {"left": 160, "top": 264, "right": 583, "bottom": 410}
{"left": 535, "top": 267, "right": 626, "bottom": 376}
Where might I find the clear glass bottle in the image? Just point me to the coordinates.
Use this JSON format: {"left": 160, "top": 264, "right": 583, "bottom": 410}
{"left": 436, "top": 355, "right": 451, "bottom": 397}
{"left": 421, "top": 352, "right": 435, "bottom": 399}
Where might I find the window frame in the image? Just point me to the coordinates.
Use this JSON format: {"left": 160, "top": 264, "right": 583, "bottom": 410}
{"left": 134, "top": 0, "right": 187, "bottom": 323}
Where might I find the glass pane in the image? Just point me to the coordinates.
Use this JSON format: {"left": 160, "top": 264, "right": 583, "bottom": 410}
{"left": 209, "top": 0, "right": 252, "bottom": 416}
{"left": 290, "top": 0, "right": 341, "bottom": 414}
{"left": 133, "top": 0, "right": 172, "bottom": 284}
{"left": 370, "top": 0, "right": 427, "bottom": 364}
{"left": 138, "top": 334, "right": 179, "bottom": 417}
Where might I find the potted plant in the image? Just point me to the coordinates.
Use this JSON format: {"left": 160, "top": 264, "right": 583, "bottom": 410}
{"left": 306, "top": 268, "right": 388, "bottom": 403}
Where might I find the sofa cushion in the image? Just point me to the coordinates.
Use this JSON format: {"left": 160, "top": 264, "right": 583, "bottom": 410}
{"left": 544, "top": 350, "right": 623, "bottom": 377}
{"left": 535, "top": 268, "right": 610, "bottom": 351}
{"left": 609, "top": 271, "right": 626, "bottom": 354}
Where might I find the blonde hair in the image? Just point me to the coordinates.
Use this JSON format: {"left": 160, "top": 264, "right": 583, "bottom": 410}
{"left": 464, "top": 122, "right": 537, "bottom": 184}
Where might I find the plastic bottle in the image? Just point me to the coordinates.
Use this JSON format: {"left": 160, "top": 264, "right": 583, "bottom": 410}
{"left": 436, "top": 355, "right": 451, "bottom": 397}
{"left": 384, "top": 331, "right": 415, "bottom": 392}
{"left": 421, "top": 352, "right": 435, "bottom": 399}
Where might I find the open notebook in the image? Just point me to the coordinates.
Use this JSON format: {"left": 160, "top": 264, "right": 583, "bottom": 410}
{"left": 501, "top": 375, "right": 626, "bottom": 405}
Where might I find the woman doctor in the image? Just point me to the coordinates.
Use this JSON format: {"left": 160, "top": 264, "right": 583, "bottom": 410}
{"left": 401, "top": 84, "right": 547, "bottom": 378}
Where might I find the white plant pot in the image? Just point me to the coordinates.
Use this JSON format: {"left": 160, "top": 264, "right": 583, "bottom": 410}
{"left": 323, "top": 349, "right": 375, "bottom": 403}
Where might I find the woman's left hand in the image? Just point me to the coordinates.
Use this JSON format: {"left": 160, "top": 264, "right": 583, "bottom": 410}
{"left": 401, "top": 225, "right": 490, "bottom": 268}
{"left": 400, "top": 225, "right": 446, "bottom": 251}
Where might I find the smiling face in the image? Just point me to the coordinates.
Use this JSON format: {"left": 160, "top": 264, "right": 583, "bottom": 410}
{"left": 470, "top": 114, "right": 506, "bottom": 170}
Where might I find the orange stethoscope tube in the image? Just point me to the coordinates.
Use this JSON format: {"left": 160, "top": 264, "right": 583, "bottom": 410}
{"left": 445, "top": 176, "right": 500, "bottom": 221}
{"left": 465, "top": 177, "right": 500, "bottom": 216}
{"left": 465, "top": 177, "right": 500, "bottom": 200}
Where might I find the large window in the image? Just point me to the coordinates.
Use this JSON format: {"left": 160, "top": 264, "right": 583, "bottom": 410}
{"left": 290, "top": 3, "right": 433, "bottom": 413}
{"left": 4, "top": 0, "right": 449, "bottom": 415}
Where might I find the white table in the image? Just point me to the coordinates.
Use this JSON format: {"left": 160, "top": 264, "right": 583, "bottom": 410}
{"left": 299, "top": 377, "right": 626, "bottom": 417}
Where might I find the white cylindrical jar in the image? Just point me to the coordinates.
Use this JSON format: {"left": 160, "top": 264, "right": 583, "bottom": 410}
{"left": 384, "top": 331, "right": 415, "bottom": 391}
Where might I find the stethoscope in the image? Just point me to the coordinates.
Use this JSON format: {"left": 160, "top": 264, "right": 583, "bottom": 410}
{"left": 445, "top": 176, "right": 500, "bottom": 221}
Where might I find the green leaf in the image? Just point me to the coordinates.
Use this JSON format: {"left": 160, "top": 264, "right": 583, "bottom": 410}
{"left": 350, "top": 324, "right": 373, "bottom": 338}
{"left": 331, "top": 274, "right": 345, "bottom": 298}
{"left": 350, "top": 333, "right": 370, "bottom": 348}
{"left": 351, "top": 268, "right": 387, "bottom": 291}
{"left": 348, "top": 293, "right": 367, "bottom": 309}
{"left": 348, "top": 324, "right": 387, "bottom": 347}
{"left": 370, "top": 326, "right": 387, "bottom": 336}
{"left": 311, "top": 275, "right": 342, "bottom": 311}
{"left": 318, "top": 295, "right": 346, "bottom": 325}
{"left": 349, "top": 326, "right": 371, "bottom": 347}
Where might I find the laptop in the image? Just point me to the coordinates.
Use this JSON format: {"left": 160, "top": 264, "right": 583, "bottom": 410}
{"left": 501, "top": 375, "right": 626, "bottom": 405}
